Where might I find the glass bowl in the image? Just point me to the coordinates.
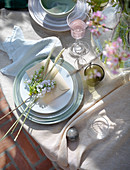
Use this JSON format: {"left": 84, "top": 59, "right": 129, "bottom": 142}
{"left": 84, "top": 64, "right": 105, "bottom": 87}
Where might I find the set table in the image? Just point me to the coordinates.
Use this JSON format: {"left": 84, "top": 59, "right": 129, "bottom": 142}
{"left": 0, "top": 5, "right": 130, "bottom": 170}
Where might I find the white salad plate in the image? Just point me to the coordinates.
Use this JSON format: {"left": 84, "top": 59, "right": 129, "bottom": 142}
{"left": 20, "top": 64, "right": 74, "bottom": 114}
{"left": 28, "top": 0, "right": 87, "bottom": 32}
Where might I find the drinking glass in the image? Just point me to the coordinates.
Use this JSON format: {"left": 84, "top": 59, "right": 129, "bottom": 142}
{"left": 87, "top": 115, "right": 109, "bottom": 140}
{"left": 67, "top": 12, "right": 90, "bottom": 57}
{"left": 84, "top": 63, "right": 105, "bottom": 87}
{"left": 66, "top": 1, "right": 90, "bottom": 69}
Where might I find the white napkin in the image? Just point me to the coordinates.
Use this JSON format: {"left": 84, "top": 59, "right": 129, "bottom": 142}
{"left": 0, "top": 25, "right": 62, "bottom": 76}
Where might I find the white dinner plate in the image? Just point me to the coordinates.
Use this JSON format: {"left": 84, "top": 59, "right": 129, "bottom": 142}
{"left": 20, "top": 64, "right": 74, "bottom": 114}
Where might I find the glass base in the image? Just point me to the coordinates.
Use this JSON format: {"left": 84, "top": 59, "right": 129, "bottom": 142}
{"left": 69, "top": 41, "right": 89, "bottom": 57}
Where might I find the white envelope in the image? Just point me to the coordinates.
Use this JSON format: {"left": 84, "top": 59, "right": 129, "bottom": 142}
{"left": 26, "top": 59, "right": 70, "bottom": 104}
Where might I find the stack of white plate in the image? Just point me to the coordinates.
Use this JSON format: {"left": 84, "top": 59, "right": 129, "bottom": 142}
{"left": 13, "top": 57, "right": 84, "bottom": 124}
{"left": 28, "top": 0, "right": 87, "bottom": 32}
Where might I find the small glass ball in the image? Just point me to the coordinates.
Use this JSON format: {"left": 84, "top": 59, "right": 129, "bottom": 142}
{"left": 66, "top": 127, "right": 79, "bottom": 142}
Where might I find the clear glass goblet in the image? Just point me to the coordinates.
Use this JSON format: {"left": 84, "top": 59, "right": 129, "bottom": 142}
{"left": 87, "top": 115, "right": 109, "bottom": 140}
{"left": 67, "top": 12, "right": 90, "bottom": 58}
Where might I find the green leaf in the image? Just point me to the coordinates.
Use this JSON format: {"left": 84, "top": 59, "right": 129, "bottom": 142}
{"left": 104, "top": 57, "right": 107, "bottom": 64}
{"left": 119, "top": 61, "right": 124, "bottom": 68}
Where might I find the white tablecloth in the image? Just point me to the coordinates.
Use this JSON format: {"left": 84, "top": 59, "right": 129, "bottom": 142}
{"left": 0, "top": 9, "right": 130, "bottom": 170}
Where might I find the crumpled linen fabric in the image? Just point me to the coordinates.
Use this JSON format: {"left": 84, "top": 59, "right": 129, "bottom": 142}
{"left": 56, "top": 80, "right": 130, "bottom": 170}
{"left": 0, "top": 25, "right": 62, "bottom": 76}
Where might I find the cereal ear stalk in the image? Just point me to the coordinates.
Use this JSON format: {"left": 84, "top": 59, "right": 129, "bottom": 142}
{"left": 44, "top": 48, "right": 65, "bottom": 80}
{"left": 43, "top": 45, "right": 55, "bottom": 79}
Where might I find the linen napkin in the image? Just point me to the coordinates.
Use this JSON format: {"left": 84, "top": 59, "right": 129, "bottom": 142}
{"left": 0, "top": 25, "right": 62, "bottom": 76}
{"left": 26, "top": 59, "right": 70, "bottom": 104}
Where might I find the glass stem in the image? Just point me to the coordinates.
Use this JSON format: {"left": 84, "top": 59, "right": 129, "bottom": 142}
{"left": 75, "top": 39, "right": 80, "bottom": 47}
{"left": 74, "top": 39, "right": 83, "bottom": 54}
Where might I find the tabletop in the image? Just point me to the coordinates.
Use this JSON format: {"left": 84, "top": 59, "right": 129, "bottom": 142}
{"left": 0, "top": 3, "right": 130, "bottom": 170}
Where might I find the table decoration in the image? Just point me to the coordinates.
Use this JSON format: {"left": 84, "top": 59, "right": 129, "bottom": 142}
{"left": 25, "top": 59, "right": 70, "bottom": 105}
{"left": 66, "top": 126, "right": 79, "bottom": 141}
{"left": 87, "top": 0, "right": 130, "bottom": 74}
